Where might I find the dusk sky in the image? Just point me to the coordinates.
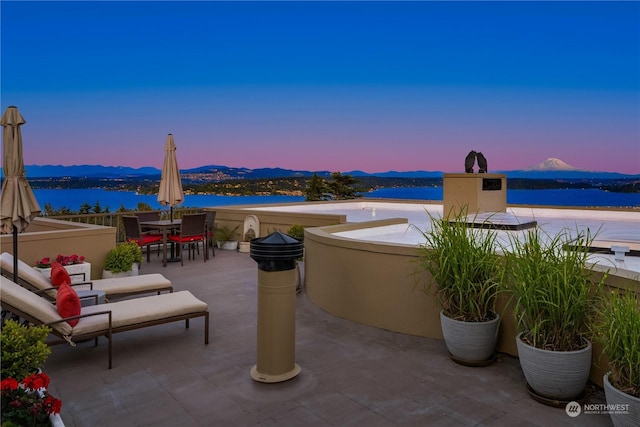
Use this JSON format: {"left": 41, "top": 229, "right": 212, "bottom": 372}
{"left": 2, "top": 1, "right": 639, "bottom": 174}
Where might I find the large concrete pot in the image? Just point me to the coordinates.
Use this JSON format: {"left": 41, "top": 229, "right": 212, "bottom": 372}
{"left": 603, "top": 372, "right": 640, "bottom": 427}
{"left": 101, "top": 263, "right": 139, "bottom": 279}
{"left": 440, "top": 311, "right": 499, "bottom": 366}
{"left": 516, "top": 332, "right": 592, "bottom": 402}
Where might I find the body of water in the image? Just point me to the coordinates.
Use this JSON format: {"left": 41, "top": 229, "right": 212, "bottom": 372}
{"left": 366, "top": 187, "right": 640, "bottom": 208}
{"left": 31, "top": 186, "right": 639, "bottom": 212}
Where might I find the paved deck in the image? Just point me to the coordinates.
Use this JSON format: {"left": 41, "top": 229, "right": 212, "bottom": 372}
{"left": 45, "top": 249, "right": 612, "bottom": 426}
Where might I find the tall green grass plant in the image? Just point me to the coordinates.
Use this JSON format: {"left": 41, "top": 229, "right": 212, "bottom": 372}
{"left": 505, "top": 226, "right": 606, "bottom": 351}
{"left": 593, "top": 288, "right": 640, "bottom": 398}
{"left": 417, "top": 211, "right": 504, "bottom": 322}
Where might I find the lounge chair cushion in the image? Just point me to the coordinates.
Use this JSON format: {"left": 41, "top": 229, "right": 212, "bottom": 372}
{"left": 56, "top": 282, "right": 81, "bottom": 326}
{"left": 70, "top": 291, "right": 208, "bottom": 337}
{"left": 81, "top": 274, "right": 172, "bottom": 296}
{"left": 1, "top": 252, "right": 56, "bottom": 297}
{"left": 51, "top": 261, "right": 71, "bottom": 287}
{"left": 0, "top": 276, "right": 72, "bottom": 336}
{"left": 1, "top": 253, "right": 173, "bottom": 298}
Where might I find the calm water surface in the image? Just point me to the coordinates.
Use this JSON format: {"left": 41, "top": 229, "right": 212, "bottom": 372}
{"left": 32, "top": 187, "right": 639, "bottom": 211}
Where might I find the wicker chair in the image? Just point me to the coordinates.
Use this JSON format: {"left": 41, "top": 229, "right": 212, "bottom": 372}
{"left": 168, "top": 213, "right": 207, "bottom": 266}
{"left": 122, "top": 216, "right": 163, "bottom": 264}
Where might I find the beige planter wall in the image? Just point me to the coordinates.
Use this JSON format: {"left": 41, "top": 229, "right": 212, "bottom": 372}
{"left": 0, "top": 217, "right": 116, "bottom": 279}
{"left": 205, "top": 205, "right": 346, "bottom": 241}
{"left": 304, "top": 219, "right": 639, "bottom": 388}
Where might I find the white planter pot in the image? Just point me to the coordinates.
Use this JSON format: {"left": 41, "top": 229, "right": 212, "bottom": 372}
{"left": 220, "top": 241, "right": 239, "bottom": 251}
{"left": 238, "top": 241, "right": 251, "bottom": 253}
{"left": 516, "top": 332, "right": 592, "bottom": 402}
{"left": 101, "top": 263, "right": 139, "bottom": 279}
{"left": 34, "top": 263, "right": 91, "bottom": 284}
{"left": 440, "top": 310, "right": 500, "bottom": 366}
{"left": 603, "top": 372, "right": 640, "bottom": 427}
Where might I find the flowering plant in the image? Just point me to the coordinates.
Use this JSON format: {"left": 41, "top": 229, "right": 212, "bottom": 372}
{"left": 1, "top": 373, "right": 62, "bottom": 427}
{"left": 35, "top": 254, "right": 85, "bottom": 268}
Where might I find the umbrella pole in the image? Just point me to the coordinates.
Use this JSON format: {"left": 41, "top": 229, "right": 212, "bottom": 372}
{"left": 171, "top": 206, "right": 174, "bottom": 222}
{"left": 12, "top": 225, "right": 18, "bottom": 283}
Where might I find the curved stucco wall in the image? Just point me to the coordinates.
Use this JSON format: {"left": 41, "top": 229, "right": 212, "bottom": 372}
{"left": 303, "top": 219, "right": 638, "bottom": 386}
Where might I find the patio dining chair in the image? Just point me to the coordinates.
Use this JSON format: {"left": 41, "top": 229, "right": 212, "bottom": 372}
{"left": 134, "top": 211, "right": 163, "bottom": 256}
{"left": 122, "top": 216, "right": 163, "bottom": 264}
{"left": 168, "top": 213, "right": 207, "bottom": 266}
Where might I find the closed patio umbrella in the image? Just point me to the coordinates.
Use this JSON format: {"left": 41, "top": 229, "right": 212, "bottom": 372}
{"left": 157, "top": 133, "right": 184, "bottom": 221}
{"left": 1, "top": 106, "right": 41, "bottom": 282}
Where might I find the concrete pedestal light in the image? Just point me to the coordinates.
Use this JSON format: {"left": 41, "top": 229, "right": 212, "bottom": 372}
{"left": 249, "top": 231, "right": 304, "bottom": 383}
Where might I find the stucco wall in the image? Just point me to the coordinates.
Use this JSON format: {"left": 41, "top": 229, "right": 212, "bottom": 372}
{"left": 0, "top": 217, "right": 116, "bottom": 279}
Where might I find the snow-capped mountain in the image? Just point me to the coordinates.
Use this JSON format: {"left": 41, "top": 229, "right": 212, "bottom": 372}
{"left": 525, "top": 158, "right": 581, "bottom": 171}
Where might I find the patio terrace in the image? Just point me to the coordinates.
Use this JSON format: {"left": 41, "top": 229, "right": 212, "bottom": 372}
{"left": 43, "top": 249, "right": 612, "bottom": 426}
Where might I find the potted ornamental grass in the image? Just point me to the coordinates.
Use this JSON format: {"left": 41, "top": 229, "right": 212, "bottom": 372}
{"left": 505, "top": 226, "right": 607, "bottom": 403}
{"left": 416, "top": 210, "right": 504, "bottom": 366}
{"left": 592, "top": 287, "right": 640, "bottom": 426}
{"left": 215, "top": 224, "right": 240, "bottom": 251}
{"left": 102, "top": 241, "right": 142, "bottom": 278}
{"left": 1, "top": 320, "right": 63, "bottom": 427}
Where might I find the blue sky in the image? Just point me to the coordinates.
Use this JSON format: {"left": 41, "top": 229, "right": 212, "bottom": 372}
{"left": 2, "top": 1, "right": 639, "bottom": 173}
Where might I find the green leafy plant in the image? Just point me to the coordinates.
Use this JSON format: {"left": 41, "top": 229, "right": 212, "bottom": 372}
{"left": 592, "top": 288, "right": 640, "bottom": 398}
{"left": 286, "top": 224, "right": 305, "bottom": 241}
{"left": 215, "top": 224, "right": 240, "bottom": 242}
{"left": 0, "top": 320, "right": 51, "bottom": 382}
{"left": 416, "top": 211, "right": 504, "bottom": 322}
{"left": 103, "top": 241, "right": 142, "bottom": 273}
{"left": 505, "top": 226, "right": 607, "bottom": 351}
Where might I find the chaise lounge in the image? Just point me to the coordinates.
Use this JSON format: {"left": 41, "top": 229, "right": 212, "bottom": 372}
{"left": 0, "top": 276, "right": 209, "bottom": 369}
{"left": 1, "top": 253, "right": 173, "bottom": 301}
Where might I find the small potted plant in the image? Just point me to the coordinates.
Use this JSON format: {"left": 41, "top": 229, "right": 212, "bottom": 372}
{"left": 102, "top": 242, "right": 142, "bottom": 278}
{"left": 592, "top": 288, "right": 640, "bottom": 426}
{"left": 504, "top": 226, "right": 607, "bottom": 403}
{"left": 1, "top": 320, "right": 64, "bottom": 427}
{"left": 416, "top": 211, "right": 504, "bottom": 366}
{"left": 215, "top": 224, "right": 240, "bottom": 251}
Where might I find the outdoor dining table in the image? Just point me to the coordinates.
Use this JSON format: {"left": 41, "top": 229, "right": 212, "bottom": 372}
{"left": 139, "top": 219, "right": 182, "bottom": 267}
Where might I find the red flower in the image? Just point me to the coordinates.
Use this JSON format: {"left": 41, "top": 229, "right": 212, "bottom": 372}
{"left": 1, "top": 378, "right": 19, "bottom": 391}
{"left": 35, "top": 257, "right": 51, "bottom": 268}
{"left": 21, "top": 372, "right": 50, "bottom": 391}
{"left": 43, "top": 395, "right": 62, "bottom": 414}
{"left": 37, "top": 254, "right": 85, "bottom": 267}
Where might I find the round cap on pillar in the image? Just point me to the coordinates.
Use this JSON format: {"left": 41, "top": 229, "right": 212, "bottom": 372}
{"left": 250, "top": 231, "right": 304, "bottom": 272}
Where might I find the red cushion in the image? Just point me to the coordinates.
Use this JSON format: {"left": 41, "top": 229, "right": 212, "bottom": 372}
{"left": 128, "top": 235, "right": 162, "bottom": 245}
{"left": 168, "top": 235, "right": 204, "bottom": 243}
{"left": 51, "top": 261, "right": 71, "bottom": 287}
{"left": 56, "top": 282, "right": 81, "bottom": 327}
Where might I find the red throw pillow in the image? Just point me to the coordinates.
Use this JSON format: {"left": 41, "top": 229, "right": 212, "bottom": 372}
{"left": 56, "top": 282, "right": 81, "bottom": 327}
{"left": 51, "top": 261, "right": 71, "bottom": 287}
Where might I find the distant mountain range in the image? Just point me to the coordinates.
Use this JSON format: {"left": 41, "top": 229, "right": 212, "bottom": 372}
{"left": 10, "top": 158, "right": 639, "bottom": 180}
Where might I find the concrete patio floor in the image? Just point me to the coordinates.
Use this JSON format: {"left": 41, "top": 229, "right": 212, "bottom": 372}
{"left": 44, "top": 249, "right": 612, "bottom": 426}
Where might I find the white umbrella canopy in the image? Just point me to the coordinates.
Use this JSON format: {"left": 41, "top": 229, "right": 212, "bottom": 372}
{"left": 1, "top": 106, "right": 41, "bottom": 234}
{"left": 157, "top": 133, "right": 184, "bottom": 220}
